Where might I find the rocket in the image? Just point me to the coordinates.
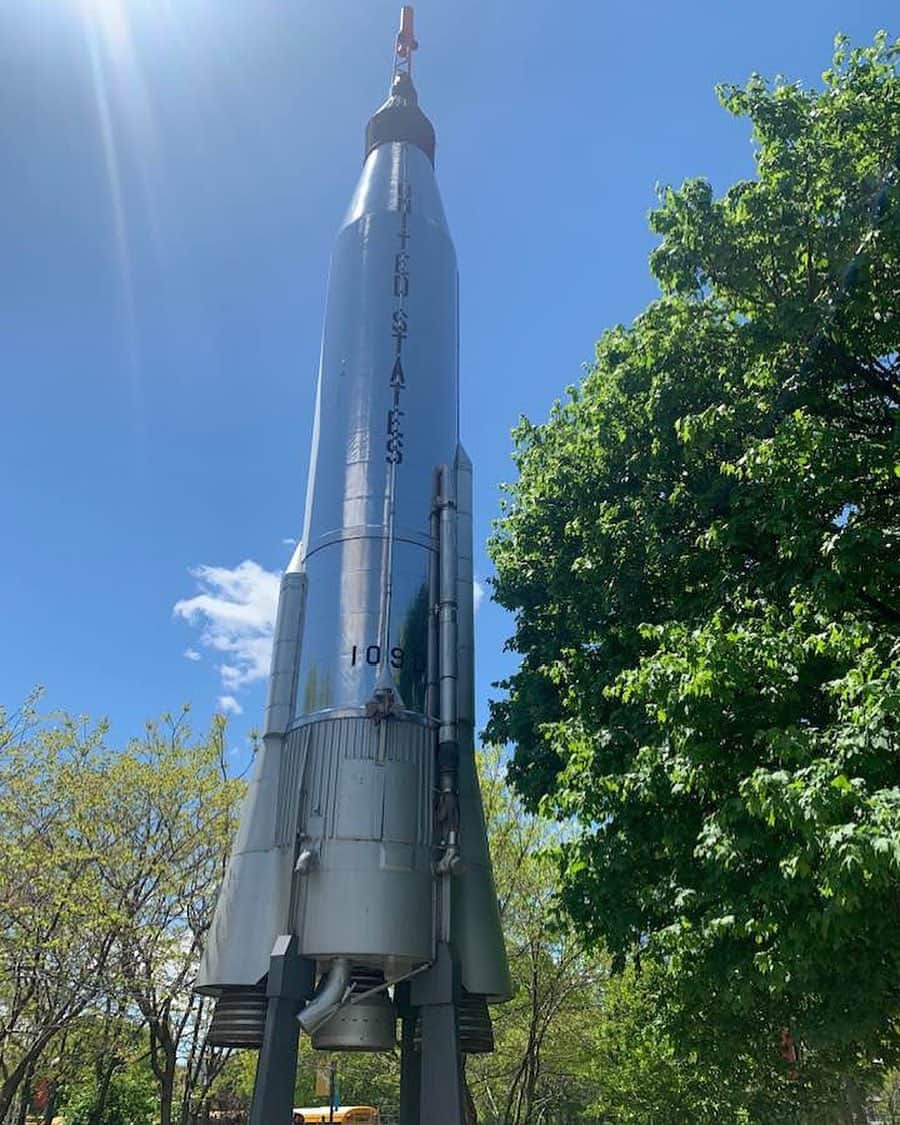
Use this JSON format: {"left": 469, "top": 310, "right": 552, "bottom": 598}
{"left": 197, "top": 6, "right": 510, "bottom": 1069}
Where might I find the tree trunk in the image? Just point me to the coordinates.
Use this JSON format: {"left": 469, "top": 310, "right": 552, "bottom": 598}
{"left": 13, "top": 1055, "right": 36, "bottom": 1125}
{"left": 179, "top": 995, "right": 206, "bottom": 1125}
{"left": 840, "top": 1077, "right": 868, "bottom": 1125}
{"left": 92, "top": 1055, "right": 121, "bottom": 1125}
{"left": 148, "top": 1013, "right": 179, "bottom": 1125}
{"left": 0, "top": 1032, "right": 55, "bottom": 1124}
{"left": 0, "top": 1067, "right": 26, "bottom": 1120}
{"left": 159, "top": 1045, "right": 179, "bottom": 1125}
{"left": 41, "top": 1083, "right": 57, "bottom": 1125}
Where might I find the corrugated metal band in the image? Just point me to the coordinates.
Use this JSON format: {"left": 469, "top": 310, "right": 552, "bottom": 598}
{"left": 206, "top": 987, "right": 267, "bottom": 1048}
{"left": 411, "top": 991, "right": 494, "bottom": 1055}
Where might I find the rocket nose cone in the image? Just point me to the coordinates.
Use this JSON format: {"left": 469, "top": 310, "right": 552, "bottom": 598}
{"left": 365, "top": 72, "right": 436, "bottom": 165}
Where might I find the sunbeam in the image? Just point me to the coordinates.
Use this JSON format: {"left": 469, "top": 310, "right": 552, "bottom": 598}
{"left": 76, "top": 0, "right": 168, "bottom": 409}
{"left": 80, "top": 0, "right": 132, "bottom": 56}
{"left": 81, "top": 7, "right": 141, "bottom": 403}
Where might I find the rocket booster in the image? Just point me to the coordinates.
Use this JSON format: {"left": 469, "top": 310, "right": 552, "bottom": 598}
{"left": 198, "top": 10, "right": 510, "bottom": 1055}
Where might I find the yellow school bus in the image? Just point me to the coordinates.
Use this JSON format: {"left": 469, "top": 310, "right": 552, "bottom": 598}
{"left": 292, "top": 1108, "right": 379, "bottom": 1124}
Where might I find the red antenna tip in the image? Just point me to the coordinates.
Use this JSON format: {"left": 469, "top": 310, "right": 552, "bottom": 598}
{"left": 396, "top": 6, "right": 418, "bottom": 60}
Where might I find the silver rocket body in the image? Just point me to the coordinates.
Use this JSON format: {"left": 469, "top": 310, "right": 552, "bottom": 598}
{"left": 197, "top": 81, "right": 510, "bottom": 1055}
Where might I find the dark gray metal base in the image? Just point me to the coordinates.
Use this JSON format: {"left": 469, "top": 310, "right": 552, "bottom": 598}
{"left": 399, "top": 943, "right": 467, "bottom": 1125}
{"left": 249, "top": 935, "right": 315, "bottom": 1125}
{"left": 247, "top": 938, "right": 467, "bottom": 1125}
{"left": 399, "top": 1010, "right": 421, "bottom": 1125}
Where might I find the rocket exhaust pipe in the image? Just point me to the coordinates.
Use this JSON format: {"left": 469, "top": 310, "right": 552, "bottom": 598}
{"left": 298, "top": 958, "right": 352, "bottom": 1035}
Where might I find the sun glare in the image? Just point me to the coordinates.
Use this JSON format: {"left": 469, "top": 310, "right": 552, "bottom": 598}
{"left": 76, "top": 0, "right": 155, "bottom": 403}
{"left": 79, "top": 0, "right": 132, "bottom": 57}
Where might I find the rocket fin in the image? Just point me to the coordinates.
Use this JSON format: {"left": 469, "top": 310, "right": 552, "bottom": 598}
{"left": 197, "top": 556, "right": 309, "bottom": 993}
{"left": 451, "top": 445, "right": 512, "bottom": 1002}
{"left": 196, "top": 735, "right": 296, "bottom": 991}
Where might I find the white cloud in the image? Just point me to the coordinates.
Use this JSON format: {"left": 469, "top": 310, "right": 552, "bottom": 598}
{"left": 177, "top": 561, "right": 487, "bottom": 704}
{"left": 217, "top": 695, "right": 244, "bottom": 716}
{"left": 282, "top": 537, "right": 297, "bottom": 546}
{"left": 473, "top": 579, "right": 486, "bottom": 614}
{"left": 174, "top": 560, "right": 280, "bottom": 693}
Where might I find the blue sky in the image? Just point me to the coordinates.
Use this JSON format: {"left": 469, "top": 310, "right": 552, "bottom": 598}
{"left": 1, "top": 0, "right": 893, "bottom": 754}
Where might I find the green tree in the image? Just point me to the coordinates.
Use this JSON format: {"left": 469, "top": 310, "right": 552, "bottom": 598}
{"left": 0, "top": 697, "right": 243, "bottom": 1125}
{"left": 586, "top": 961, "right": 885, "bottom": 1124}
{"left": 487, "top": 31, "right": 900, "bottom": 1103}
{"left": 0, "top": 695, "right": 122, "bottom": 1121}
{"left": 293, "top": 1049, "right": 401, "bottom": 1117}
{"left": 44, "top": 1008, "right": 149, "bottom": 1125}
{"left": 97, "top": 710, "right": 242, "bottom": 1125}
{"left": 872, "top": 1070, "right": 900, "bottom": 1124}
{"left": 59, "top": 1058, "right": 157, "bottom": 1125}
{"left": 467, "top": 747, "right": 601, "bottom": 1125}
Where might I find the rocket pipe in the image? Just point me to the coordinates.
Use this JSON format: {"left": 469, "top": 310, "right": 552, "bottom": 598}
{"left": 425, "top": 475, "right": 441, "bottom": 722}
{"left": 437, "top": 465, "right": 459, "bottom": 764}
{"left": 297, "top": 960, "right": 430, "bottom": 1038}
{"left": 435, "top": 464, "right": 460, "bottom": 877}
{"left": 297, "top": 958, "right": 352, "bottom": 1036}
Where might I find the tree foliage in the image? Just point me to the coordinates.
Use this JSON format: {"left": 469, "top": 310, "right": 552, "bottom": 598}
{"left": 586, "top": 961, "right": 888, "bottom": 1124}
{"left": 0, "top": 695, "right": 242, "bottom": 1125}
{"left": 466, "top": 747, "right": 601, "bottom": 1125}
{"left": 487, "top": 32, "right": 900, "bottom": 1082}
{"left": 61, "top": 1060, "right": 158, "bottom": 1125}
{"left": 0, "top": 697, "right": 123, "bottom": 1120}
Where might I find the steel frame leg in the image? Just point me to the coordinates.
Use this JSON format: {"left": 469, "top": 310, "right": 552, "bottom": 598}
{"left": 400, "top": 943, "right": 466, "bottom": 1125}
{"left": 399, "top": 1010, "right": 421, "bottom": 1125}
{"left": 249, "top": 934, "right": 315, "bottom": 1125}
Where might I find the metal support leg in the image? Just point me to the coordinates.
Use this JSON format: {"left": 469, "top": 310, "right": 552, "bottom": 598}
{"left": 249, "top": 934, "right": 315, "bottom": 1125}
{"left": 407, "top": 943, "right": 465, "bottom": 1125}
{"left": 398, "top": 1011, "right": 421, "bottom": 1125}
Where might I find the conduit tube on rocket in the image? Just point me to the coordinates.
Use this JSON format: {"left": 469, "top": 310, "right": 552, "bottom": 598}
{"left": 435, "top": 465, "right": 460, "bottom": 890}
